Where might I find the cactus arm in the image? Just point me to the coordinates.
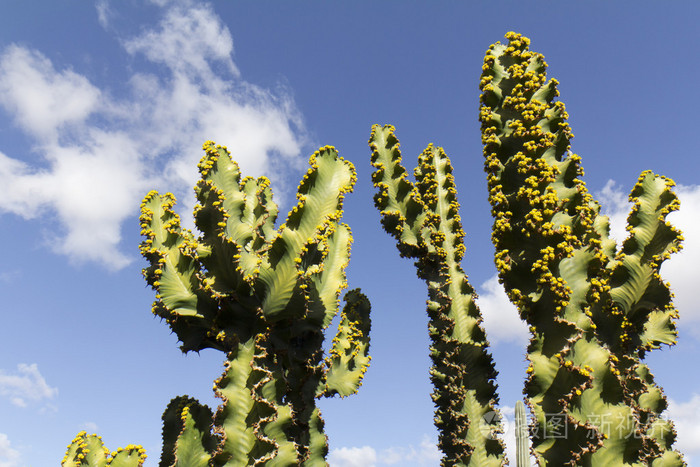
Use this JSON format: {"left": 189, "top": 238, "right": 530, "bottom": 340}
{"left": 62, "top": 432, "right": 146, "bottom": 467}
{"left": 306, "top": 222, "right": 352, "bottom": 327}
{"left": 480, "top": 32, "right": 685, "bottom": 465}
{"left": 194, "top": 145, "right": 262, "bottom": 292}
{"left": 140, "top": 192, "right": 202, "bottom": 316}
{"left": 210, "top": 339, "right": 261, "bottom": 465}
{"left": 62, "top": 432, "right": 109, "bottom": 467}
{"left": 515, "top": 401, "right": 529, "bottom": 467}
{"left": 318, "top": 289, "right": 371, "bottom": 398}
{"left": 107, "top": 448, "right": 148, "bottom": 467}
{"left": 258, "top": 146, "right": 356, "bottom": 321}
{"left": 368, "top": 124, "right": 428, "bottom": 255}
{"left": 370, "top": 124, "right": 506, "bottom": 466}
{"left": 194, "top": 144, "right": 278, "bottom": 289}
{"left": 140, "top": 191, "right": 221, "bottom": 352}
{"left": 610, "top": 170, "right": 682, "bottom": 350}
{"left": 159, "top": 396, "right": 216, "bottom": 467}
{"left": 197, "top": 142, "right": 278, "bottom": 253}
{"left": 607, "top": 170, "right": 684, "bottom": 464}
{"left": 304, "top": 407, "right": 329, "bottom": 467}
{"left": 416, "top": 143, "right": 505, "bottom": 466}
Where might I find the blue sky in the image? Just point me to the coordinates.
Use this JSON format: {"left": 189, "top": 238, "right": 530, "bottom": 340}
{"left": 1, "top": 1, "right": 700, "bottom": 466}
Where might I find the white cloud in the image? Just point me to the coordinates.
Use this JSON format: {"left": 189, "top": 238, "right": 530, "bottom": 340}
{"left": 329, "top": 446, "right": 377, "bottom": 467}
{"left": 80, "top": 421, "right": 99, "bottom": 433}
{"left": 0, "top": 270, "right": 20, "bottom": 283}
{"left": 378, "top": 435, "right": 440, "bottom": 465}
{"left": 598, "top": 180, "right": 700, "bottom": 329}
{"left": 660, "top": 184, "right": 700, "bottom": 325}
{"left": 0, "top": 46, "right": 101, "bottom": 141}
{"left": 95, "top": 0, "right": 112, "bottom": 29}
{"left": 597, "top": 179, "right": 630, "bottom": 245}
{"left": 329, "top": 436, "right": 440, "bottom": 467}
{"left": 477, "top": 275, "right": 528, "bottom": 346}
{"left": 0, "top": 1, "right": 306, "bottom": 269}
{"left": 123, "top": 2, "right": 238, "bottom": 77}
{"left": 0, "top": 434, "right": 21, "bottom": 467}
{"left": 499, "top": 404, "right": 518, "bottom": 463}
{"left": 0, "top": 363, "right": 57, "bottom": 408}
{"left": 666, "top": 394, "right": 700, "bottom": 466}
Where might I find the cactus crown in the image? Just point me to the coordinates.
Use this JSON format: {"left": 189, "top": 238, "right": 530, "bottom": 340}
{"left": 139, "top": 142, "right": 362, "bottom": 354}
{"left": 137, "top": 142, "right": 371, "bottom": 464}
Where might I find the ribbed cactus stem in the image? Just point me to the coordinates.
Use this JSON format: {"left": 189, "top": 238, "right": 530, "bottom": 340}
{"left": 515, "top": 401, "right": 529, "bottom": 467}
{"left": 139, "top": 142, "right": 372, "bottom": 465}
{"left": 480, "top": 31, "right": 685, "bottom": 466}
{"left": 62, "top": 432, "right": 147, "bottom": 467}
{"left": 370, "top": 125, "right": 506, "bottom": 466}
{"left": 160, "top": 396, "right": 216, "bottom": 467}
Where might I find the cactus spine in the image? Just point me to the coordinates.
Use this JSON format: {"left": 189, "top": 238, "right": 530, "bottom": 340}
{"left": 479, "top": 32, "right": 684, "bottom": 465}
{"left": 138, "top": 142, "right": 371, "bottom": 465}
{"left": 369, "top": 125, "right": 506, "bottom": 466}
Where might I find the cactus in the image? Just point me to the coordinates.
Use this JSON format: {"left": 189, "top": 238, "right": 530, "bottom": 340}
{"left": 63, "top": 142, "right": 370, "bottom": 465}
{"left": 159, "top": 396, "right": 218, "bottom": 467}
{"left": 137, "top": 142, "right": 371, "bottom": 465}
{"left": 369, "top": 125, "right": 506, "bottom": 466}
{"left": 515, "top": 400, "right": 529, "bottom": 467}
{"left": 479, "top": 32, "right": 684, "bottom": 465}
{"left": 62, "top": 432, "right": 146, "bottom": 467}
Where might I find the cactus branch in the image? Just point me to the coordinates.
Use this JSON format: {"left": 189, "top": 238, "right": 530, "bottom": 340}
{"left": 62, "top": 432, "right": 146, "bottom": 467}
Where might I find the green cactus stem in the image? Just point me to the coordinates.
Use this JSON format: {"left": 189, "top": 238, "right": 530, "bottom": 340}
{"left": 370, "top": 124, "right": 506, "bottom": 466}
{"left": 480, "top": 32, "right": 684, "bottom": 465}
{"left": 139, "top": 142, "right": 372, "bottom": 465}
{"left": 159, "top": 396, "right": 217, "bottom": 467}
{"left": 515, "top": 400, "right": 530, "bottom": 467}
{"left": 62, "top": 432, "right": 146, "bottom": 467}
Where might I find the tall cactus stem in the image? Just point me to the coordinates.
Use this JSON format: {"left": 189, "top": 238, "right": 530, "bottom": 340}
{"left": 479, "top": 31, "right": 685, "bottom": 466}
{"left": 515, "top": 400, "right": 529, "bottom": 467}
{"left": 370, "top": 124, "right": 506, "bottom": 466}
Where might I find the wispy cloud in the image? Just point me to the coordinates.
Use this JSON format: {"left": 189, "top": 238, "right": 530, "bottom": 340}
{"left": 0, "top": 1, "right": 306, "bottom": 270}
{"left": 0, "top": 270, "right": 20, "bottom": 283}
{"left": 667, "top": 394, "right": 700, "bottom": 465}
{"left": 329, "top": 446, "right": 377, "bottom": 467}
{"left": 80, "top": 421, "right": 99, "bottom": 433}
{"left": 329, "top": 435, "right": 440, "bottom": 467}
{"left": 477, "top": 275, "right": 528, "bottom": 346}
{"left": 0, "top": 434, "right": 21, "bottom": 467}
{"left": 0, "top": 363, "right": 57, "bottom": 408}
{"left": 378, "top": 435, "right": 440, "bottom": 465}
